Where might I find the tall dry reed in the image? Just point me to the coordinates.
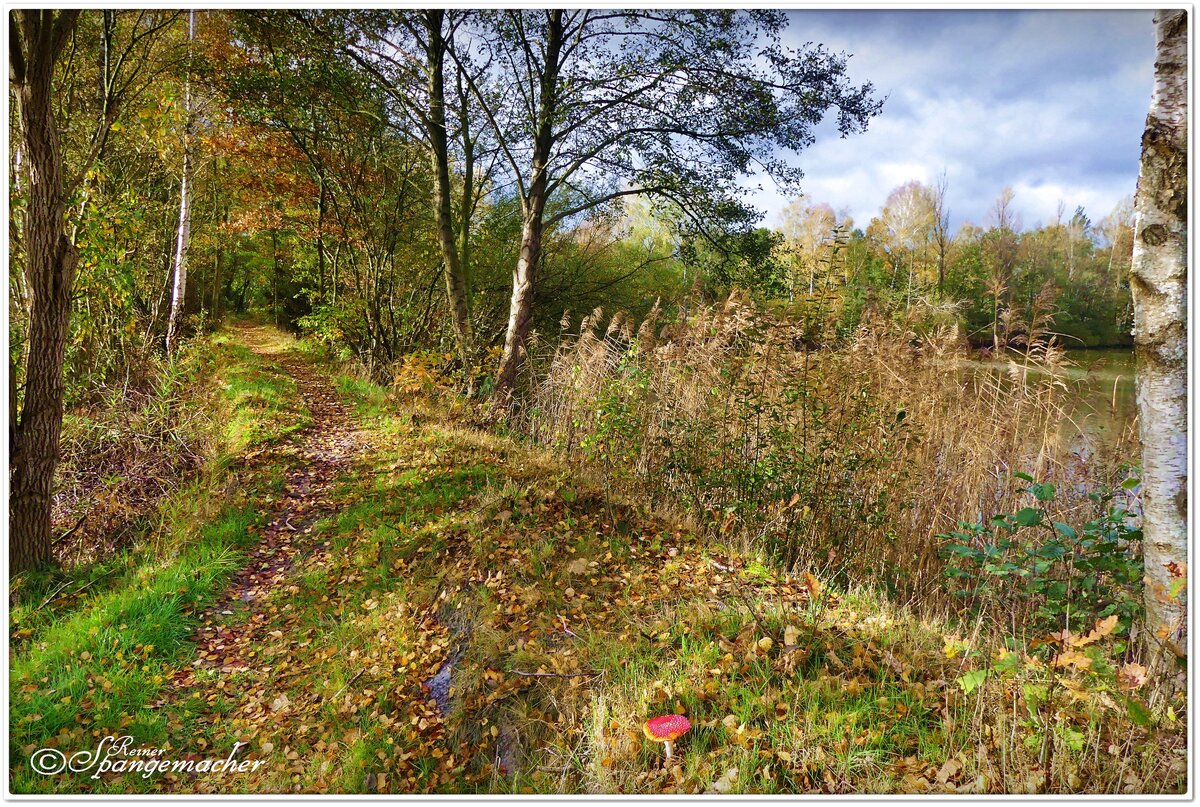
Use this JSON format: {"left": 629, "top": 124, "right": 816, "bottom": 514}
{"left": 519, "top": 292, "right": 1128, "bottom": 608}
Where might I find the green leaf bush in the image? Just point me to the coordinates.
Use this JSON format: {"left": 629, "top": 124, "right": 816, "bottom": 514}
{"left": 939, "top": 472, "right": 1143, "bottom": 634}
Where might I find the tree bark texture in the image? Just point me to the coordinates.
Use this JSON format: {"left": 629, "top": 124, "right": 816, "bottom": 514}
{"left": 423, "top": 11, "right": 473, "bottom": 372}
{"left": 1131, "top": 8, "right": 1188, "bottom": 658}
{"left": 9, "top": 10, "right": 81, "bottom": 573}
{"left": 493, "top": 11, "right": 563, "bottom": 403}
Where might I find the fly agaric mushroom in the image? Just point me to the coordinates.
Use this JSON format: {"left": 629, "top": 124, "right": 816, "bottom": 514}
{"left": 643, "top": 714, "right": 691, "bottom": 760}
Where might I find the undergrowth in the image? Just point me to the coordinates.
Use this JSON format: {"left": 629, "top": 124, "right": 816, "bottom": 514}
{"left": 519, "top": 294, "right": 1140, "bottom": 609}
{"left": 9, "top": 322, "right": 1184, "bottom": 796}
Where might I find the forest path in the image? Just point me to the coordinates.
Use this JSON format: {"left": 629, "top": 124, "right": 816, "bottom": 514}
{"left": 149, "top": 322, "right": 457, "bottom": 795}
{"left": 171, "top": 324, "right": 363, "bottom": 691}
{"left": 146, "top": 321, "right": 483, "bottom": 794}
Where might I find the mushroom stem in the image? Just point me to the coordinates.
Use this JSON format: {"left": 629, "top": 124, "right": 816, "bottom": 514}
{"left": 664, "top": 741, "right": 674, "bottom": 760}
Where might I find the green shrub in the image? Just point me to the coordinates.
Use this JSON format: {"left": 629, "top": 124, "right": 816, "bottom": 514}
{"left": 940, "top": 472, "right": 1143, "bottom": 634}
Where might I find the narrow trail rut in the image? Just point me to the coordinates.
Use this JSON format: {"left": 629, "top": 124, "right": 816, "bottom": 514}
{"left": 172, "top": 325, "right": 362, "bottom": 685}
{"left": 155, "top": 325, "right": 469, "bottom": 791}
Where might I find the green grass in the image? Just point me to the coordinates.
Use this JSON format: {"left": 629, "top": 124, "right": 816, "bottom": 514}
{"left": 9, "top": 507, "right": 257, "bottom": 793}
{"left": 11, "top": 325, "right": 1185, "bottom": 795}
{"left": 9, "top": 328, "right": 310, "bottom": 794}
{"left": 335, "top": 373, "right": 391, "bottom": 422}
{"left": 211, "top": 336, "right": 309, "bottom": 454}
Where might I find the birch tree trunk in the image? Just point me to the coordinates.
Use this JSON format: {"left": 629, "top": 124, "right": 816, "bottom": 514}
{"left": 492, "top": 10, "right": 563, "bottom": 405}
{"left": 494, "top": 203, "right": 546, "bottom": 400}
{"left": 1131, "top": 8, "right": 1188, "bottom": 659}
{"left": 166, "top": 10, "right": 195, "bottom": 354}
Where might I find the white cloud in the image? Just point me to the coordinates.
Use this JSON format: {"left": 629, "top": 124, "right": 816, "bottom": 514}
{"left": 750, "top": 9, "right": 1155, "bottom": 232}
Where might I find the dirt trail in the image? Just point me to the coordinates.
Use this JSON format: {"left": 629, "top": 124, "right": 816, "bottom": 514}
{"left": 172, "top": 324, "right": 362, "bottom": 685}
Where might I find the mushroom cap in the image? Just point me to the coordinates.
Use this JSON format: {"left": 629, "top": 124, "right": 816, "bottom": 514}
{"left": 643, "top": 714, "right": 691, "bottom": 742}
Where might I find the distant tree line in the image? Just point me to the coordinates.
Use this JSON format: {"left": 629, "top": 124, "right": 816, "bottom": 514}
{"left": 705, "top": 181, "right": 1135, "bottom": 351}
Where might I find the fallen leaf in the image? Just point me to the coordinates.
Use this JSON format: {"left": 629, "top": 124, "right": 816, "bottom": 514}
{"left": 936, "top": 757, "right": 961, "bottom": 784}
{"left": 709, "top": 767, "right": 739, "bottom": 793}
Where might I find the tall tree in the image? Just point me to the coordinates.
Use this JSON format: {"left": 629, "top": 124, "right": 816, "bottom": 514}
{"left": 931, "top": 170, "right": 952, "bottom": 294}
{"left": 779, "top": 196, "right": 840, "bottom": 298}
{"left": 326, "top": 10, "right": 483, "bottom": 373}
{"left": 874, "top": 180, "right": 936, "bottom": 303}
{"left": 1099, "top": 195, "right": 1136, "bottom": 291}
{"left": 166, "top": 10, "right": 197, "bottom": 353}
{"left": 421, "top": 11, "right": 475, "bottom": 371}
{"left": 9, "top": 10, "right": 81, "bottom": 572}
{"left": 455, "top": 10, "right": 882, "bottom": 401}
{"left": 1130, "top": 8, "right": 1187, "bottom": 659}
{"left": 10, "top": 10, "right": 178, "bottom": 573}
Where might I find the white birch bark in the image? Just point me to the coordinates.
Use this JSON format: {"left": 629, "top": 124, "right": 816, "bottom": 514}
{"left": 166, "top": 10, "right": 195, "bottom": 354}
{"left": 1131, "top": 8, "right": 1188, "bottom": 659}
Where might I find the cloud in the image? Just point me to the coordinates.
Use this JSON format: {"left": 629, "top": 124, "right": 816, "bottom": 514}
{"left": 751, "top": 9, "right": 1155, "bottom": 232}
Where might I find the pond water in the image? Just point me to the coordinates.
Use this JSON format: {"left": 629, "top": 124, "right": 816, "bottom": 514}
{"left": 1060, "top": 348, "right": 1137, "bottom": 448}
{"left": 965, "top": 348, "right": 1138, "bottom": 459}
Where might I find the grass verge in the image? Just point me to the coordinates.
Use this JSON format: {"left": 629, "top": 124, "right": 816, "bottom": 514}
{"left": 9, "top": 326, "right": 310, "bottom": 794}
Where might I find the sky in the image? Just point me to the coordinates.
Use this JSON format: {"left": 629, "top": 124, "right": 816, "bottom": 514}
{"left": 750, "top": 10, "right": 1156, "bottom": 233}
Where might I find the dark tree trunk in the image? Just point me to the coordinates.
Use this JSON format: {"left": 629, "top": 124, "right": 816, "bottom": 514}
{"left": 317, "top": 170, "right": 327, "bottom": 299}
{"left": 456, "top": 68, "right": 475, "bottom": 304}
{"left": 211, "top": 167, "right": 226, "bottom": 320}
{"left": 423, "top": 11, "right": 473, "bottom": 371}
{"left": 9, "top": 10, "right": 81, "bottom": 573}
{"left": 272, "top": 227, "right": 280, "bottom": 325}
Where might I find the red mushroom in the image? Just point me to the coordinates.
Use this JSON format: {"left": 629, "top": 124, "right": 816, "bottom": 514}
{"left": 643, "top": 714, "right": 691, "bottom": 760}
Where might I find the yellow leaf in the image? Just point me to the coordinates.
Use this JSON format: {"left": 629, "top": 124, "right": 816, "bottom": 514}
{"left": 1074, "top": 614, "right": 1119, "bottom": 647}
{"left": 1053, "top": 650, "right": 1092, "bottom": 670}
{"left": 1056, "top": 676, "right": 1091, "bottom": 703}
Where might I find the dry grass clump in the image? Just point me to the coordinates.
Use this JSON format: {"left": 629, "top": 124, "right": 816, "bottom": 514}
{"left": 52, "top": 340, "right": 221, "bottom": 567}
{"left": 519, "top": 292, "right": 1123, "bottom": 608}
